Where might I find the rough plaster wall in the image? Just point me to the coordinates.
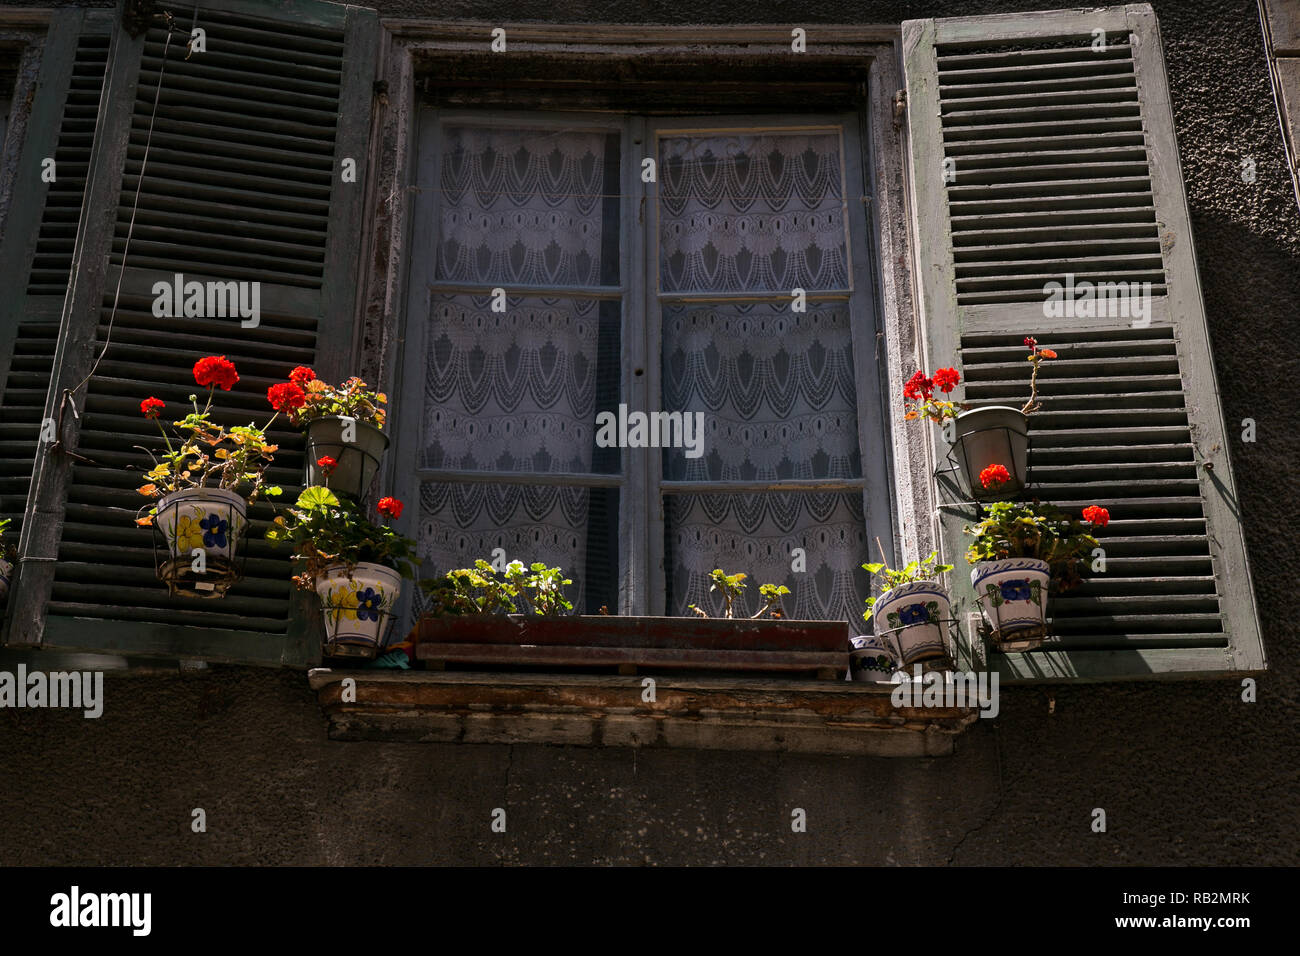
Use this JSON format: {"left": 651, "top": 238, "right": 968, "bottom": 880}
{"left": 0, "top": 0, "right": 1297, "bottom": 865}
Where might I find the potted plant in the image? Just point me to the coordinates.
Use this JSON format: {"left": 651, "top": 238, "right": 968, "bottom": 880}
{"left": 0, "top": 517, "right": 15, "bottom": 600}
{"left": 134, "top": 356, "right": 282, "bottom": 597}
{"left": 904, "top": 336, "right": 1057, "bottom": 500}
{"left": 848, "top": 634, "right": 899, "bottom": 683}
{"left": 414, "top": 562, "right": 849, "bottom": 679}
{"left": 269, "top": 366, "right": 388, "bottom": 501}
{"left": 862, "top": 550, "right": 955, "bottom": 670}
{"left": 266, "top": 487, "right": 417, "bottom": 658}
{"left": 687, "top": 569, "right": 789, "bottom": 620}
{"left": 964, "top": 499, "right": 1109, "bottom": 651}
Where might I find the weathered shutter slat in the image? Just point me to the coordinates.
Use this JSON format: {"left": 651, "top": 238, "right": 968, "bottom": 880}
{"left": 4, "top": 0, "right": 379, "bottom": 665}
{"left": 902, "top": 3, "right": 1266, "bottom": 681}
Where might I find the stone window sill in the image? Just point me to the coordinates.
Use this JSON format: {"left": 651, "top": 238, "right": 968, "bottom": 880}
{"left": 307, "top": 669, "right": 978, "bottom": 757}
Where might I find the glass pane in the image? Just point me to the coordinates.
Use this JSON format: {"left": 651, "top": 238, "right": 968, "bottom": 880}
{"left": 436, "top": 125, "right": 621, "bottom": 287}
{"left": 664, "top": 491, "right": 871, "bottom": 623}
{"left": 421, "top": 294, "right": 621, "bottom": 474}
{"left": 661, "top": 301, "right": 861, "bottom": 481}
{"left": 658, "top": 129, "right": 848, "bottom": 294}
{"left": 416, "top": 481, "right": 619, "bottom": 616}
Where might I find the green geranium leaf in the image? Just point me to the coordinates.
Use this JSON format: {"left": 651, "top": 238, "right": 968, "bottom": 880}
{"left": 296, "top": 485, "right": 340, "bottom": 511}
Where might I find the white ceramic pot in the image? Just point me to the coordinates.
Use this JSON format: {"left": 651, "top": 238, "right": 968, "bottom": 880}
{"left": 0, "top": 556, "right": 12, "bottom": 599}
{"left": 951, "top": 406, "right": 1029, "bottom": 500}
{"left": 154, "top": 488, "right": 247, "bottom": 594}
{"left": 849, "top": 634, "right": 899, "bottom": 682}
{"left": 971, "top": 558, "right": 1050, "bottom": 648}
{"left": 872, "top": 580, "right": 953, "bottom": 666}
{"left": 316, "top": 561, "right": 403, "bottom": 658}
{"left": 304, "top": 416, "right": 390, "bottom": 502}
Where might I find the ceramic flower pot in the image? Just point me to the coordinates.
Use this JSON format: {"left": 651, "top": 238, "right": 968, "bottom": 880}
{"left": 951, "top": 406, "right": 1029, "bottom": 500}
{"left": 154, "top": 487, "right": 247, "bottom": 596}
{"left": 0, "top": 555, "right": 12, "bottom": 599}
{"left": 316, "top": 561, "right": 403, "bottom": 659}
{"left": 849, "top": 634, "right": 899, "bottom": 682}
{"left": 971, "top": 558, "right": 1050, "bottom": 650}
{"left": 872, "top": 580, "right": 953, "bottom": 667}
{"left": 304, "top": 416, "right": 390, "bottom": 502}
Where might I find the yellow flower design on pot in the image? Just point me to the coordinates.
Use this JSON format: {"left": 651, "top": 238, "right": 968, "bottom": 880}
{"left": 174, "top": 513, "right": 206, "bottom": 553}
{"left": 336, "top": 583, "right": 362, "bottom": 621}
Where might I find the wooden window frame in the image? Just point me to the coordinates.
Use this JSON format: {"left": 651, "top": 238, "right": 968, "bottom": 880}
{"left": 369, "top": 24, "right": 931, "bottom": 626}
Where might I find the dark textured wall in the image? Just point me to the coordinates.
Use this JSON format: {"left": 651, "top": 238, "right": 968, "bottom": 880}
{"left": 0, "top": 0, "right": 1297, "bottom": 865}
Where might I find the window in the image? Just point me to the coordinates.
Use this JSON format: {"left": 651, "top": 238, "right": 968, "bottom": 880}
{"left": 393, "top": 109, "right": 893, "bottom": 624}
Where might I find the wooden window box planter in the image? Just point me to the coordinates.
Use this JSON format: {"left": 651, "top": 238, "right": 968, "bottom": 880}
{"left": 413, "top": 615, "right": 849, "bottom": 680}
{"left": 308, "top": 669, "right": 979, "bottom": 756}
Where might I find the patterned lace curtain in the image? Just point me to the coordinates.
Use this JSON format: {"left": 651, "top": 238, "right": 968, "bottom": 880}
{"left": 658, "top": 131, "right": 850, "bottom": 293}
{"left": 414, "top": 126, "right": 619, "bottom": 616}
{"left": 658, "top": 130, "right": 870, "bottom": 623}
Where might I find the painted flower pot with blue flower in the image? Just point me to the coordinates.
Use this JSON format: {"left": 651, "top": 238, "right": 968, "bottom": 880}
{"left": 265, "top": 486, "right": 417, "bottom": 661}
{"left": 863, "top": 551, "right": 955, "bottom": 670}
{"left": 849, "top": 634, "right": 900, "bottom": 682}
{"left": 315, "top": 562, "right": 403, "bottom": 658}
{"left": 134, "top": 356, "right": 283, "bottom": 598}
{"left": 970, "top": 558, "right": 1050, "bottom": 651}
{"left": 964, "top": 499, "right": 1111, "bottom": 652}
{"left": 872, "top": 581, "right": 954, "bottom": 668}
{"left": 154, "top": 488, "right": 248, "bottom": 596}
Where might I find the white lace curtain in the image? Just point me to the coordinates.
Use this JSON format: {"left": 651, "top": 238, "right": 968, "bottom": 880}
{"left": 417, "top": 125, "right": 869, "bottom": 622}
{"left": 417, "top": 126, "right": 611, "bottom": 612}
{"left": 658, "top": 131, "right": 849, "bottom": 294}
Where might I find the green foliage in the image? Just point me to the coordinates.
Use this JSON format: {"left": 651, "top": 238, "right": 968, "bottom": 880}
{"left": 265, "top": 486, "right": 417, "bottom": 589}
{"left": 291, "top": 376, "right": 387, "bottom": 429}
{"left": 963, "top": 500, "right": 1099, "bottom": 592}
{"left": 689, "top": 569, "right": 790, "bottom": 620}
{"left": 862, "top": 550, "right": 953, "bottom": 621}
{"left": 135, "top": 392, "right": 282, "bottom": 525}
{"left": 0, "top": 517, "right": 14, "bottom": 562}
{"left": 419, "top": 559, "right": 574, "bottom": 617}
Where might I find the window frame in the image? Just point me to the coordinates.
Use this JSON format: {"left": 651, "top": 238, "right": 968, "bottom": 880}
{"left": 386, "top": 78, "right": 906, "bottom": 623}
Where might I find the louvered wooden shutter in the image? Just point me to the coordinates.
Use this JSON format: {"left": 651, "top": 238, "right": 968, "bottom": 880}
{"left": 3, "top": 0, "right": 379, "bottom": 665}
{"left": 902, "top": 4, "right": 1266, "bottom": 680}
{"left": 0, "top": 9, "right": 112, "bottom": 592}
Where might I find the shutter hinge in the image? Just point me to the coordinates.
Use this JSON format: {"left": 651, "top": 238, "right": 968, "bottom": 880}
{"left": 893, "top": 90, "right": 906, "bottom": 128}
{"left": 373, "top": 79, "right": 390, "bottom": 108}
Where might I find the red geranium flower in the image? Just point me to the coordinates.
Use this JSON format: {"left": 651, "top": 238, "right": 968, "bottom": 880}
{"left": 140, "top": 396, "right": 165, "bottom": 419}
{"left": 903, "top": 370, "right": 934, "bottom": 401}
{"left": 376, "top": 496, "right": 403, "bottom": 519}
{"left": 980, "top": 463, "right": 1011, "bottom": 489}
{"left": 267, "top": 382, "right": 306, "bottom": 412}
{"left": 193, "top": 355, "right": 239, "bottom": 391}
{"left": 932, "top": 367, "right": 961, "bottom": 393}
{"left": 1038, "top": 348, "right": 1058, "bottom": 360}
{"left": 316, "top": 455, "right": 337, "bottom": 475}
{"left": 289, "top": 366, "right": 317, "bottom": 387}
{"left": 1023, "top": 336, "right": 1037, "bottom": 349}
{"left": 1082, "top": 505, "right": 1110, "bottom": 528}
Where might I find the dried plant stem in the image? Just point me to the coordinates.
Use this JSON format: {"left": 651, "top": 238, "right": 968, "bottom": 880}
{"left": 1022, "top": 357, "right": 1043, "bottom": 415}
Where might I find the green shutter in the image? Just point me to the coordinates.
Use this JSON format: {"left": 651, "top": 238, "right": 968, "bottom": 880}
{"left": 3, "top": 0, "right": 379, "bottom": 665}
{"left": 901, "top": 3, "right": 1266, "bottom": 680}
{"left": 0, "top": 9, "right": 112, "bottom": 600}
